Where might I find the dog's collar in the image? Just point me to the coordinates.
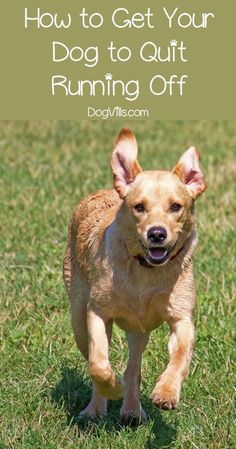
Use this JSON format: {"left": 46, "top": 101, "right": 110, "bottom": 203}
{"left": 133, "top": 244, "right": 185, "bottom": 269}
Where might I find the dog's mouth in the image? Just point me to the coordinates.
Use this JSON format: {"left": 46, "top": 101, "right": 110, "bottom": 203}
{"left": 136, "top": 238, "right": 181, "bottom": 267}
{"left": 147, "top": 247, "right": 169, "bottom": 264}
{"left": 138, "top": 240, "right": 172, "bottom": 266}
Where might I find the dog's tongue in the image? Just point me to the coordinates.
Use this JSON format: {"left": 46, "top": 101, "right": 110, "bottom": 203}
{"left": 149, "top": 247, "right": 168, "bottom": 261}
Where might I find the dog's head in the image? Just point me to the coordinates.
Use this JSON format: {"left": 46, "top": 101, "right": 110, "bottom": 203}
{"left": 111, "top": 128, "right": 207, "bottom": 266}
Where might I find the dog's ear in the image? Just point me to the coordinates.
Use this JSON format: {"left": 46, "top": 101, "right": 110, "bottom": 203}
{"left": 172, "top": 147, "right": 207, "bottom": 199}
{"left": 111, "top": 128, "right": 142, "bottom": 198}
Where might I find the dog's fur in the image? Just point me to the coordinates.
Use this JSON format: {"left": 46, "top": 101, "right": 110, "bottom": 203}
{"left": 63, "top": 129, "right": 207, "bottom": 422}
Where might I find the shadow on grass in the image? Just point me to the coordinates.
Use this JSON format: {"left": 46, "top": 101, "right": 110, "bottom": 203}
{"left": 51, "top": 366, "right": 177, "bottom": 448}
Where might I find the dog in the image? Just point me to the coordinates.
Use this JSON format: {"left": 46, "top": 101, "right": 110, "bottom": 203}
{"left": 63, "top": 128, "right": 207, "bottom": 423}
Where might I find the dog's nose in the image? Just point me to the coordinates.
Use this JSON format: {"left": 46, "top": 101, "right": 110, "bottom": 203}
{"left": 147, "top": 226, "right": 167, "bottom": 244}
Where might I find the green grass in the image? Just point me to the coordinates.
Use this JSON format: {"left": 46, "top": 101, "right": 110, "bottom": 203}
{"left": 0, "top": 121, "right": 235, "bottom": 449}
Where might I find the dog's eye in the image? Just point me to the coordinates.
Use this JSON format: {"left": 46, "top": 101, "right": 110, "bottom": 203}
{"left": 133, "top": 203, "right": 145, "bottom": 213}
{"left": 170, "top": 203, "right": 182, "bottom": 212}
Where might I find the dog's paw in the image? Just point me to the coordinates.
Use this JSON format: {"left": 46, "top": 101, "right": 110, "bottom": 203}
{"left": 120, "top": 405, "right": 147, "bottom": 427}
{"left": 78, "top": 400, "right": 107, "bottom": 420}
{"left": 150, "top": 382, "right": 180, "bottom": 410}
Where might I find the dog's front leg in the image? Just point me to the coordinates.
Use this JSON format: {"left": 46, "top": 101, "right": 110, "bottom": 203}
{"left": 151, "top": 318, "right": 195, "bottom": 410}
{"left": 87, "top": 306, "right": 124, "bottom": 400}
{"left": 120, "top": 332, "right": 149, "bottom": 424}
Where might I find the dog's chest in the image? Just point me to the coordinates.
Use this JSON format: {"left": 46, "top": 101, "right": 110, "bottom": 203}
{"left": 103, "top": 225, "right": 179, "bottom": 333}
{"left": 111, "top": 281, "right": 170, "bottom": 334}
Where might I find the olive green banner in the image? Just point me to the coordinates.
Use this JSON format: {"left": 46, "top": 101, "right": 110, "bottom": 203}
{"left": 0, "top": 1, "right": 235, "bottom": 119}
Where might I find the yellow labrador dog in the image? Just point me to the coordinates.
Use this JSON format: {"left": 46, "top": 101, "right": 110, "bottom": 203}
{"left": 63, "top": 128, "right": 207, "bottom": 423}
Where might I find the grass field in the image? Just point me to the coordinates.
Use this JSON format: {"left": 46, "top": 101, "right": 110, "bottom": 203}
{"left": 0, "top": 121, "right": 235, "bottom": 449}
